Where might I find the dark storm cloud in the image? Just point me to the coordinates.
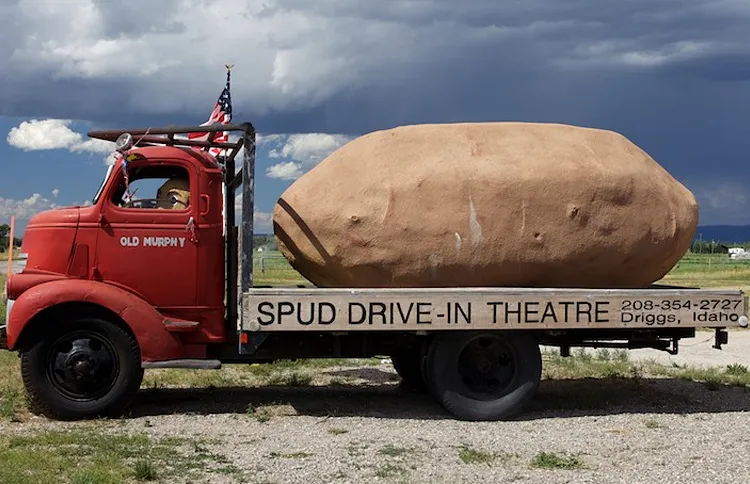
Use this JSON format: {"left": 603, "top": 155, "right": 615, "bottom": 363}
{"left": 92, "top": 0, "right": 187, "bottom": 37}
{"left": 2, "top": 0, "right": 750, "bottom": 223}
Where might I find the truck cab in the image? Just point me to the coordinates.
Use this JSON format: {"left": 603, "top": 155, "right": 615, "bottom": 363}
{"left": 2, "top": 124, "right": 253, "bottom": 419}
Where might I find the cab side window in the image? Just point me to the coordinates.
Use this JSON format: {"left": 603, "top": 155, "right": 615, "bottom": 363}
{"left": 111, "top": 165, "right": 191, "bottom": 211}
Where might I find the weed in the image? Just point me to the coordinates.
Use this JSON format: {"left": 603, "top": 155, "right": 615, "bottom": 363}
{"left": 347, "top": 441, "right": 369, "bottom": 457}
{"left": 726, "top": 364, "right": 748, "bottom": 376}
{"left": 328, "top": 428, "right": 349, "bottom": 435}
{"left": 133, "top": 460, "right": 158, "bottom": 481}
{"left": 246, "top": 403, "right": 271, "bottom": 422}
{"left": 530, "top": 452, "right": 583, "bottom": 470}
{"left": 269, "top": 451, "right": 312, "bottom": 459}
{"left": 644, "top": 419, "right": 662, "bottom": 429}
{"left": 374, "top": 462, "right": 407, "bottom": 478}
{"left": 458, "top": 446, "right": 513, "bottom": 466}
{"left": 378, "top": 444, "right": 411, "bottom": 458}
{"left": 286, "top": 372, "right": 313, "bottom": 386}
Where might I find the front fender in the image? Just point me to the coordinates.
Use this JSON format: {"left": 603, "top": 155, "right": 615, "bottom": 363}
{"left": 7, "top": 279, "right": 183, "bottom": 361}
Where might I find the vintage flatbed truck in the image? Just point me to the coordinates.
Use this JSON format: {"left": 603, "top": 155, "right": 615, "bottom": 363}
{"left": 1, "top": 122, "right": 748, "bottom": 421}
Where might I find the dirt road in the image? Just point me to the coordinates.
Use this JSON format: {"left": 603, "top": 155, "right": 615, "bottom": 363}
{"left": 0, "top": 259, "right": 24, "bottom": 275}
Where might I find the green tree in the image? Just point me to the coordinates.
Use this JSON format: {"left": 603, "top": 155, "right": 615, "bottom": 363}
{"left": 0, "top": 223, "right": 9, "bottom": 251}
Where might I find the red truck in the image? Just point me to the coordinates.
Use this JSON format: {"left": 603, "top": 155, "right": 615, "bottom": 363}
{"left": 2, "top": 123, "right": 748, "bottom": 421}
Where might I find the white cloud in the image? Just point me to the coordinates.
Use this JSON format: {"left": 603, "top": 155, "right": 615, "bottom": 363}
{"left": 269, "top": 133, "right": 351, "bottom": 164}
{"left": 257, "top": 133, "right": 285, "bottom": 146}
{"left": 263, "top": 132, "right": 352, "bottom": 180}
{"left": 0, "top": 193, "right": 60, "bottom": 220}
{"left": 52, "top": 188, "right": 60, "bottom": 198}
{"left": 266, "top": 161, "right": 304, "bottom": 180}
{"left": 7, "top": 119, "right": 115, "bottom": 162}
{"left": 253, "top": 211, "right": 274, "bottom": 232}
{"left": 104, "top": 152, "right": 120, "bottom": 166}
{"left": 8, "top": 119, "right": 82, "bottom": 151}
{"left": 234, "top": 195, "right": 274, "bottom": 231}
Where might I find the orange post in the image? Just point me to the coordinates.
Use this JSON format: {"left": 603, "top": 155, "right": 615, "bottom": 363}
{"left": 7, "top": 215, "right": 14, "bottom": 275}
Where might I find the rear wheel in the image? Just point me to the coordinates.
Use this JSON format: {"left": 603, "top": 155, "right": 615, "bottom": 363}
{"left": 21, "top": 317, "right": 143, "bottom": 420}
{"left": 424, "top": 332, "right": 541, "bottom": 421}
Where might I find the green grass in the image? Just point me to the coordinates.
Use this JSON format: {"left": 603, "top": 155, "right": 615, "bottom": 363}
{"left": 543, "top": 348, "right": 750, "bottom": 388}
{"left": 659, "top": 252, "right": 750, "bottom": 292}
{"left": 268, "top": 451, "right": 312, "bottom": 459}
{"left": 0, "top": 429, "right": 238, "bottom": 484}
{"left": 133, "top": 460, "right": 158, "bottom": 481}
{"left": 373, "top": 462, "right": 408, "bottom": 478}
{"left": 0, "top": 249, "right": 21, "bottom": 261}
{"left": 378, "top": 444, "right": 412, "bottom": 458}
{"left": 253, "top": 252, "right": 309, "bottom": 286}
{"left": 530, "top": 452, "right": 584, "bottom": 470}
{"left": 644, "top": 418, "right": 663, "bottom": 429}
{"left": 0, "top": 350, "right": 25, "bottom": 421}
{"left": 1, "top": 273, "right": 6, "bottom": 323}
{"left": 142, "top": 357, "right": 381, "bottom": 390}
{"left": 458, "top": 446, "right": 515, "bottom": 466}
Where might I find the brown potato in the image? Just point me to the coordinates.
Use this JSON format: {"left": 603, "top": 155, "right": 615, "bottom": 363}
{"left": 273, "top": 122, "right": 698, "bottom": 288}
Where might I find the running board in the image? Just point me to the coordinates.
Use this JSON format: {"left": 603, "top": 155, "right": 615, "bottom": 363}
{"left": 141, "top": 359, "right": 222, "bottom": 369}
{"left": 163, "top": 318, "right": 201, "bottom": 332}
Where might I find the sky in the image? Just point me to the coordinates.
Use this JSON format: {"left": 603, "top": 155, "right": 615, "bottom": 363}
{"left": 1, "top": 0, "right": 750, "bottom": 234}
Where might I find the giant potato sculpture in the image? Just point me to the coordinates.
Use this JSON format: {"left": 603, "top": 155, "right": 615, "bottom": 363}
{"left": 272, "top": 122, "right": 698, "bottom": 288}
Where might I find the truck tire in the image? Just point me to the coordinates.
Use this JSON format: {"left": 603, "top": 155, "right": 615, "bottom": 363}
{"left": 20, "top": 317, "right": 144, "bottom": 420}
{"left": 390, "top": 346, "right": 426, "bottom": 390}
{"left": 424, "top": 331, "right": 541, "bottom": 421}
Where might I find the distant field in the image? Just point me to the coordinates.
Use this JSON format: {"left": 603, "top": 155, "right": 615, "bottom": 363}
{"left": 251, "top": 250, "right": 750, "bottom": 290}
{"left": 659, "top": 253, "right": 750, "bottom": 292}
{"left": 0, "top": 249, "right": 20, "bottom": 262}
{"left": 253, "top": 250, "right": 310, "bottom": 286}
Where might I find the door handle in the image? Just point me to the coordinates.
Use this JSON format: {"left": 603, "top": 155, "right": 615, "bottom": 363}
{"left": 200, "top": 194, "right": 210, "bottom": 216}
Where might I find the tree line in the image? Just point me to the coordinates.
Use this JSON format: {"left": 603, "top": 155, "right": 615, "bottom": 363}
{"left": 0, "top": 224, "right": 23, "bottom": 253}
{"left": 689, "top": 240, "right": 750, "bottom": 254}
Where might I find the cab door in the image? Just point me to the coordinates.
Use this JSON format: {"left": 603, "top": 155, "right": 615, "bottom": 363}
{"left": 94, "top": 158, "right": 199, "bottom": 315}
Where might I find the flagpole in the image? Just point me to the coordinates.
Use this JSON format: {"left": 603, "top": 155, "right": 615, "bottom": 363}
{"left": 221, "top": 64, "right": 233, "bottom": 236}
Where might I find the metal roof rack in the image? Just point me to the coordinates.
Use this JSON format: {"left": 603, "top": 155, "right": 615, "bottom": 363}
{"left": 87, "top": 122, "right": 256, "bottom": 166}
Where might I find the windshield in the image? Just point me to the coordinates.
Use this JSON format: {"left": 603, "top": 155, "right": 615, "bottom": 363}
{"left": 92, "top": 163, "right": 115, "bottom": 204}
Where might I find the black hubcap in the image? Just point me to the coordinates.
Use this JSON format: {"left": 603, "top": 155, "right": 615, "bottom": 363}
{"left": 46, "top": 331, "right": 119, "bottom": 401}
{"left": 457, "top": 336, "right": 516, "bottom": 399}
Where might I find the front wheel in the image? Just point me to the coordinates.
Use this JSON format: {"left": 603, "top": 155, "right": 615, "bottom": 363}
{"left": 21, "top": 317, "right": 144, "bottom": 420}
{"left": 424, "top": 332, "right": 541, "bottom": 421}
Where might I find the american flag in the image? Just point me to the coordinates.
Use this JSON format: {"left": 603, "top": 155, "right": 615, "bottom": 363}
{"left": 188, "top": 66, "right": 233, "bottom": 158}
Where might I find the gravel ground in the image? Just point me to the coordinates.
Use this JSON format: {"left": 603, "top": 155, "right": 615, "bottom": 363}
{"left": 2, "top": 331, "right": 749, "bottom": 484}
